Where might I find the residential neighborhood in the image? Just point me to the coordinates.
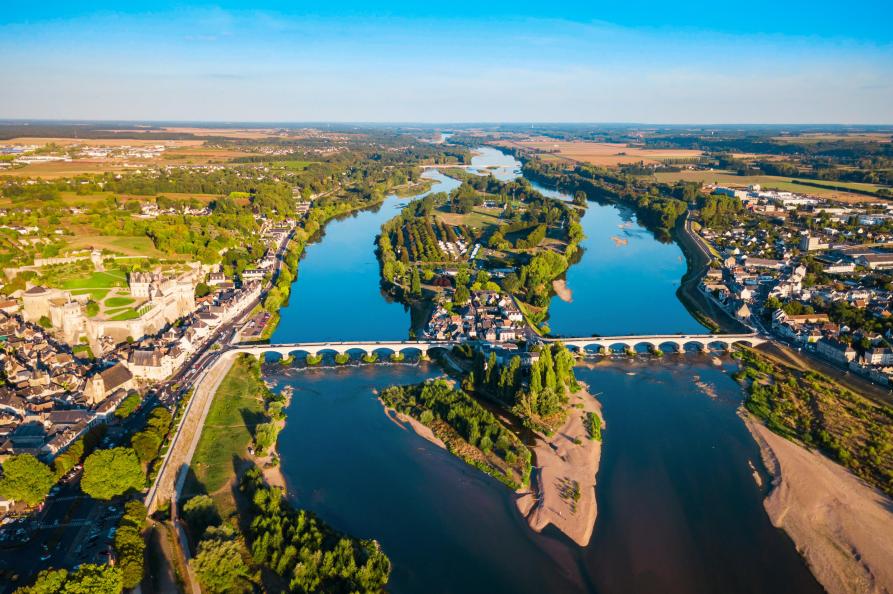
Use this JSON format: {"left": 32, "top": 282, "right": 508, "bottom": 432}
{"left": 696, "top": 183, "right": 893, "bottom": 385}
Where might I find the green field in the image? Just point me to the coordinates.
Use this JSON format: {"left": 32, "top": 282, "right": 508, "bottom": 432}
{"left": 434, "top": 205, "right": 504, "bottom": 230}
{"left": 270, "top": 160, "right": 314, "bottom": 171}
{"left": 64, "top": 235, "right": 167, "bottom": 258}
{"left": 61, "top": 269, "right": 128, "bottom": 290}
{"left": 652, "top": 170, "right": 889, "bottom": 203}
{"left": 187, "top": 356, "right": 266, "bottom": 516}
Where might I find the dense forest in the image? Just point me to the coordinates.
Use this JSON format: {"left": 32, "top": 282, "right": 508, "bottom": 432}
{"left": 240, "top": 467, "right": 392, "bottom": 593}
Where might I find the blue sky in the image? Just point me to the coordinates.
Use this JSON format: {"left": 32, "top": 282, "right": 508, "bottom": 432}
{"left": 2, "top": 2, "right": 891, "bottom": 123}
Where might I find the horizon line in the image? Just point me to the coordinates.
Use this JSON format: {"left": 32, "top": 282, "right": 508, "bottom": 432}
{"left": 1, "top": 119, "right": 892, "bottom": 129}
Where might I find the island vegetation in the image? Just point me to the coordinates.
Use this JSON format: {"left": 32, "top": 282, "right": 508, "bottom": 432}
{"left": 466, "top": 343, "right": 580, "bottom": 435}
{"left": 376, "top": 171, "right": 584, "bottom": 331}
{"left": 380, "top": 379, "right": 531, "bottom": 489}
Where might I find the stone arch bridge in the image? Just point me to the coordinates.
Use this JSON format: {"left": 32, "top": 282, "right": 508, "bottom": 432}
{"left": 231, "top": 340, "right": 459, "bottom": 358}
{"left": 230, "top": 333, "right": 765, "bottom": 359}
{"left": 546, "top": 333, "right": 765, "bottom": 353}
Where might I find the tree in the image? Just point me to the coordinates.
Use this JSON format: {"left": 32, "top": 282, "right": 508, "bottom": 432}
{"left": 454, "top": 285, "right": 470, "bottom": 305}
{"left": 501, "top": 272, "right": 520, "bottom": 294}
{"left": 81, "top": 448, "right": 145, "bottom": 500}
{"left": 191, "top": 527, "right": 253, "bottom": 594}
{"left": 195, "top": 282, "right": 211, "bottom": 298}
{"left": 263, "top": 286, "right": 283, "bottom": 312}
{"left": 15, "top": 565, "right": 123, "bottom": 594}
{"left": 182, "top": 495, "right": 221, "bottom": 540}
{"left": 38, "top": 316, "right": 52, "bottom": 329}
{"left": 130, "top": 430, "right": 162, "bottom": 464}
{"left": 13, "top": 569, "right": 68, "bottom": 594}
{"left": 115, "top": 502, "right": 147, "bottom": 588}
{"left": 410, "top": 267, "right": 422, "bottom": 296}
{"left": 115, "top": 392, "right": 141, "bottom": 418}
{"left": 147, "top": 406, "right": 172, "bottom": 434}
{"left": 253, "top": 422, "right": 279, "bottom": 453}
{"left": 60, "top": 564, "right": 123, "bottom": 594}
{"left": 0, "top": 454, "right": 54, "bottom": 506}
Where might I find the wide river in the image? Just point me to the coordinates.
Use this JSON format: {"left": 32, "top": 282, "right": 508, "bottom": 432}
{"left": 268, "top": 149, "right": 822, "bottom": 593}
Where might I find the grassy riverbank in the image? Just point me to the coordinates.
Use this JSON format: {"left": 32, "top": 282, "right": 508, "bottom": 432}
{"left": 182, "top": 355, "right": 394, "bottom": 592}
{"left": 734, "top": 347, "right": 893, "bottom": 497}
{"left": 184, "top": 355, "right": 268, "bottom": 517}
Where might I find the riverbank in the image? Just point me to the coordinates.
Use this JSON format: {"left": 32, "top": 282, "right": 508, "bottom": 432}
{"left": 673, "top": 213, "right": 749, "bottom": 334}
{"left": 516, "top": 384, "right": 602, "bottom": 547}
{"left": 381, "top": 403, "right": 447, "bottom": 450}
{"left": 742, "top": 413, "right": 893, "bottom": 594}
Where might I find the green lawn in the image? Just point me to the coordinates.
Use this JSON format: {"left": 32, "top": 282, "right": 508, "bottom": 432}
{"left": 434, "top": 205, "right": 504, "bottom": 230}
{"left": 70, "top": 288, "right": 111, "bottom": 301}
{"left": 61, "top": 268, "right": 128, "bottom": 290}
{"left": 109, "top": 308, "right": 140, "bottom": 321}
{"left": 104, "top": 296, "right": 135, "bottom": 308}
{"left": 188, "top": 356, "right": 267, "bottom": 517}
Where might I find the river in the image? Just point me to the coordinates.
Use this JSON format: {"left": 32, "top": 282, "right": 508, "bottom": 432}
{"left": 271, "top": 170, "right": 459, "bottom": 342}
{"left": 267, "top": 148, "right": 822, "bottom": 593}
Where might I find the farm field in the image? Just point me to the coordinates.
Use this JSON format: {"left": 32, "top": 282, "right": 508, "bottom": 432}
{"left": 268, "top": 160, "right": 314, "bottom": 171}
{"left": 652, "top": 170, "right": 890, "bottom": 203}
{"left": 2, "top": 137, "right": 205, "bottom": 148}
{"left": 0, "top": 190, "right": 220, "bottom": 208}
{"left": 771, "top": 133, "right": 892, "bottom": 143}
{"left": 496, "top": 139, "right": 702, "bottom": 166}
{"left": 0, "top": 160, "right": 132, "bottom": 179}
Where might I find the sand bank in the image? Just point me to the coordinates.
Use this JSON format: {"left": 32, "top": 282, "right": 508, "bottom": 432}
{"left": 743, "top": 413, "right": 893, "bottom": 594}
{"left": 382, "top": 405, "right": 447, "bottom": 450}
{"left": 516, "top": 387, "right": 603, "bottom": 547}
{"left": 552, "top": 279, "right": 573, "bottom": 303}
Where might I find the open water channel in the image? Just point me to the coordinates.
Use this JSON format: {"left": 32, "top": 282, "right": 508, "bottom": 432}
{"left": 266, "top": 148, "right": 822, "bottom": 593}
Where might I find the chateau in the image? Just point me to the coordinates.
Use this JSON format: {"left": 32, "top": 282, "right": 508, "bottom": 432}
{"left": 20, "top": 268, "right": 199, "bottom": 353}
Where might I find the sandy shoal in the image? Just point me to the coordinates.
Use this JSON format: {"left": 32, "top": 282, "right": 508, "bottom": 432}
{"left": 382, "top": 405, "right": 447, "bottom": 450}
{"left": 743, "top": 413, "right": 893, "bottom": 594}
{"left": 552, "top": 279, "right": 573, "bottom": 303}
{"left": 516, "top": 386, "right": 603, "bottom": 547}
